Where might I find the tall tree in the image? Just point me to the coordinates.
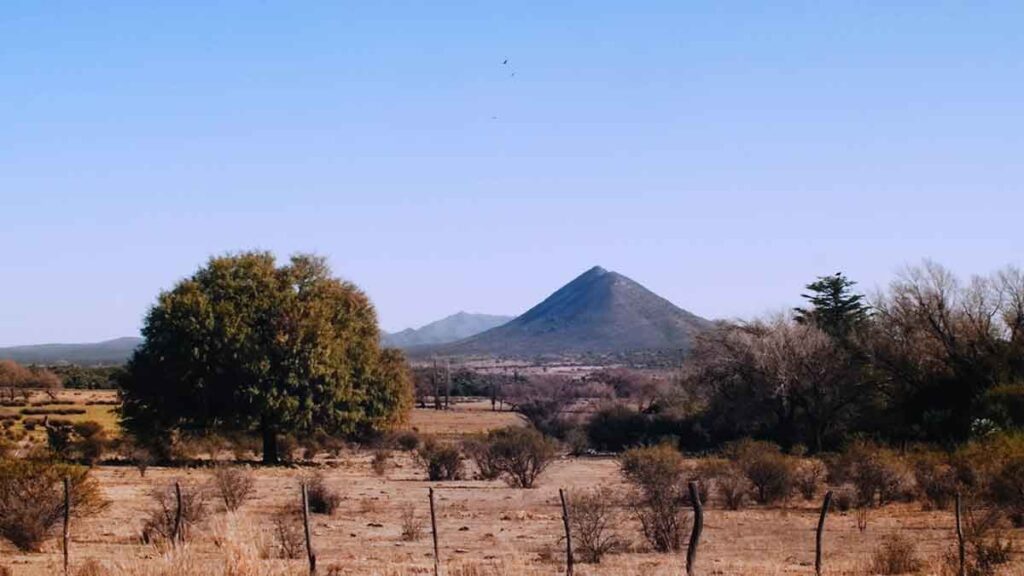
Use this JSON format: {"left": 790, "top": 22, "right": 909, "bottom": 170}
{"left": 794, "top": 272, "right": 870, "bottom": 340}
{"left": 119, "top": 251, "right": 412, "bottom": 463}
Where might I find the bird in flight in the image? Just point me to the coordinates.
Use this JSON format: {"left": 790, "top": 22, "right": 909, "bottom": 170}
{"left": 503, "top": 59, "right": 508, "bottom": 65}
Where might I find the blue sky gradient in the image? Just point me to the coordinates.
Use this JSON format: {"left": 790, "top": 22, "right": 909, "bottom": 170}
{"left": 2, "top": 1, "right": 1022, "bottom": 345}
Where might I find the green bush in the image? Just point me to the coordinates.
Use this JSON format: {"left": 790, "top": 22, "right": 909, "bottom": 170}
{"left": 0, "top": 459, "right": 107, "bottom": 551}
{"left": 482, "top": 427, "right": 557, "bottom": 488}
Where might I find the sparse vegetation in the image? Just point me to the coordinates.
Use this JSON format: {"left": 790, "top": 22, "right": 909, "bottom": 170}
{"left": 210, "top": 465, "right": 255, "bottom": 512}
{"left": 568, "top": 488, "right": 622, "bottom": 563}
{"left": 141, "top": 482, "right": 208, "bottom": 544}
{"left": 479, "top": 426, "right": 557, "bottom": 488}
{"left": 871, "top": 534, "right": 922, "bottom": 574}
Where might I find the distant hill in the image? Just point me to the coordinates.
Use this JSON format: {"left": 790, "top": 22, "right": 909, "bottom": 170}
{"left": 383, "top": 312, "right": 513, "bottom": 349}
{"left": 0, "top": 337, "right": 142, "bottom": 366}
{"left": 441, "top": 266, "right": 711, "bottom": 356}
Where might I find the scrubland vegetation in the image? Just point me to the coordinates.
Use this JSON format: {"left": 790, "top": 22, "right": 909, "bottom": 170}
{"left": 1, "top": 258, "right": 1024, "bottom": 574}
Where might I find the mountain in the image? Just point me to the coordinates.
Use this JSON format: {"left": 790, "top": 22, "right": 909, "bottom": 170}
{"left": 0, "top": 336, "right": 143, "bottom": 365}
{"left": 442, "top": 266, "right": 711, "bottom": 356}
{"left": 383, "top": 312, "right": 513, "bottom": 349}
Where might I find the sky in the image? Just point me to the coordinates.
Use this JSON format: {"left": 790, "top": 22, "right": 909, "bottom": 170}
{"left": 2, "top": 1, "right": 1023, "bottom": 346}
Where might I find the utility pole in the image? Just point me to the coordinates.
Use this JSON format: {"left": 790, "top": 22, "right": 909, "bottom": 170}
{"left": 444, "top": 358, "right": 451, "bottom": 409}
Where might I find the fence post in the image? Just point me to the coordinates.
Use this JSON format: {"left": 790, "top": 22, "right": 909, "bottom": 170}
{"left": 956, "top": 491, "right": 965, "bottom": 576}
{"left": 430, "top": 487, "right": 441, "bottom": 576}
{"left": 302, "top": 483, "right": 317, "bottom": 575}
{"left": 63, "top": 476, "right": 71, "bottom": 575}
{"left": 686, "top": 481, "right": 703, "bottom": 576}
{"left": 172, "top": 481, "right": 183, "bottom": 547}
{"left": 559, "top": 488, "right": 574, "bottom": 576}
{"left": 815, "top": 490, "right": 833, "bottom": 576}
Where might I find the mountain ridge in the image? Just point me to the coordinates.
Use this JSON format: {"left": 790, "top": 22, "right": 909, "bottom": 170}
{"left": 382, "top": 311, "right": 513, "bottom": 349}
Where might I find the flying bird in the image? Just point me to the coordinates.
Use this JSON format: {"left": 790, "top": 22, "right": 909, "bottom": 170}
{"left": 502, "top": 59, "right": 508, "bottom": 65}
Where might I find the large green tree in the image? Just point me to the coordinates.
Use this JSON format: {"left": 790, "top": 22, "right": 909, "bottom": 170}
{"left": 119, "top": 251, "right": 412, "bottom": 463}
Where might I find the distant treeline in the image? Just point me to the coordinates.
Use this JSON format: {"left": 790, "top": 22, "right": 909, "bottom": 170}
{"left": 0, "top": 360, "right": 122, "bottom": 390}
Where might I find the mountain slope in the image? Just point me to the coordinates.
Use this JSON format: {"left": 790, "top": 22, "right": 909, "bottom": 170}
{"left": 383, "top": 312, "right": 513, "bottom": 349}
{"left": 443, "top": 266, "right": 710, "bottom": 356}
{"left": 0, "top": 337, "right": 143, "bottom": 365}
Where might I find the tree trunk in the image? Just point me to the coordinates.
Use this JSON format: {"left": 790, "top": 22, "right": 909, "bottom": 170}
{"left": 262, "top": 417, "right": 279, "bottom": 465}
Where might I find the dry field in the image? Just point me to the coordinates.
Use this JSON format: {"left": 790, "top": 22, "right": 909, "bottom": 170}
{"left": 1, "top": 396, "right": 1022, "bottom": 575}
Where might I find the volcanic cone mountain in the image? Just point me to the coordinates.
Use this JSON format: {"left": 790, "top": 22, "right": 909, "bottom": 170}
{"left": 444, "top": 266, "right": 710, "bottom": 356}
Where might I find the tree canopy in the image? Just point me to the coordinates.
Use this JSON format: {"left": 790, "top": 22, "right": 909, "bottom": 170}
{"left": 119, "top": 251, "right": 412, "bottom": 463}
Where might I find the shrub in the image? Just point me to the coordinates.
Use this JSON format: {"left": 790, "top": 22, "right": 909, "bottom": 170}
{"left": 724, "top": 440, "right": 795, "bottom": 505}
{"left": 565, "top": 427, "right": 590, "bottom": 456}
{"left": 834, "top": 486, "right": 855, "bottom": 512}
{"left": 795, "top": 459, "right": 827, "bottom": 500}
{"left": 371, "top": 449, "right": 390, "bottom": 476}
{"left": 569, "top": 488, "right": 622, "bottom": 563}
{"left": 710, "top": 460, "right": 750, "bottom": 510}
{"left": 210, "top": 465, "right": 255, "bottom": 512}
{"left": 305, "top": 473, "right": 341, "bottom": 515}
{"left": 399, "top": 504, "right": 423, "bottom": 541}
{"left": 417, "top": 438, "right": 464, "bottom": 481}
{"left": 847, "top": 444, "right": 909, "bottom": 507}
{"left": 392, "top": 430, "right": 421, "bottom": 452}
{"left": 141, "top": 482, "right": 208, "bottom": 544}
{"left": 871, "top": 534, "right": 922, "bottom": 574}
{"left": 463, "top": 436, "right": 502, "bottom": 480}
{"left": 987, "top": 456, "right": 1024, "bottom": 526}
{"left": 587, "top": 404, "right": 650, "bottom": 452}
{"left": 912, "top": 452, "right": 959, "bottom": 510}
{"left": 620, "top": 445, "right": 689, "bottom": 552}
{"left": 73, "top": 421, "right": 108, "bottom": 464}
{"left": 130, "top": 446, "right": 154, "bottom": 477}
{"left": 0, "top": 459, "right": 107, "bottom": 551}
{"left": 269, "top": 508, "right": 305, "bottom": 559}
{"left": 484, "top": 427, "right": 557, "bottom": 488}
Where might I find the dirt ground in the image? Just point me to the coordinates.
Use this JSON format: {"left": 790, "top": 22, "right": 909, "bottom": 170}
{"left": 1, "top": 397, "right": 1022, "bottom": 575}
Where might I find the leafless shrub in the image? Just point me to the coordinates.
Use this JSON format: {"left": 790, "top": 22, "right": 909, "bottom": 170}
{"left": 141, "top": 482, "right": 208, "bottom": 544}
{"left": 871, "top": 534, "right": 922, "bottom": 574}
{"left": 392, "top": 430, "right": 421, "bottom": 452}
{"left": 305, "top": 473, "right": 341, "bottom": 515}
{"left": 73, "top": 559, "right": 105, "bottom": 576}
{"left": 210, "top": 465, "right": 255, "bottom": 512}
{"left": 269, "top": 508, "right": 305, "bottom": 559}
{"left": 371, "top": 449, "right": 390, "bottom": 477}
{"left": 399, "top": 504, "right": 423, "bottom": 541}
{"left": 834, "top": 485, "right": 855, "bottom": 512}
{"left": 856, "top": 506, "right": 869, "bottom": 532}
{"left": 569, "top": 488, "right": 623, "bottom": 563}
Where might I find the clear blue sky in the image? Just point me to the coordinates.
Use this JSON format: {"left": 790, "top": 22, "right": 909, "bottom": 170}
{"left": 2, "top": 1, "right": 1022, "bottom": 346}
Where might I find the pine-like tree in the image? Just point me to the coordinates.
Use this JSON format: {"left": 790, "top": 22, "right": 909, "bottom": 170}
{"left": 793, "top": 272, "right": 869, "bottom": 339}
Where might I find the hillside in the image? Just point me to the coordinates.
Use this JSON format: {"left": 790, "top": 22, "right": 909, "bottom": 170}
{"left": 441, "top": 266, "right": 711, "bottom": 356}
{"left": 0, "top": 336, "right": 142, "bottom": 365}
{"left": 383, "top": 312, "right": 512, "bottom": 349}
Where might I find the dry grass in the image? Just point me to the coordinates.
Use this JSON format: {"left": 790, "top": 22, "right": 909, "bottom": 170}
{"left": 1, "top": 400, "right": 1022, "bottom": 575}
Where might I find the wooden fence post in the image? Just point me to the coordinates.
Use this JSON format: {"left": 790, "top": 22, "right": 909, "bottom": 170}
{"left": 63, "top": 476, "right": 71, "bottom": 576}
{"left": 430, "top": 487, "right": 440, "bottom": 576}
{"left": 172, "top": 481, "right": 183, "bottom": 547}
{"left": 815, "top": 490, "right": 833, "bottom": 576}
{"left": 559, "top": 488, "right": 574, "bottom": 576}
{"left": 686, "top": 481, "right": 703, "bottom": 576}
{"left": 302, "top": 483, "right": 317, "bottom": 575}
{"left": 956, "top": 491, "right": 965, "bottom": 576}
